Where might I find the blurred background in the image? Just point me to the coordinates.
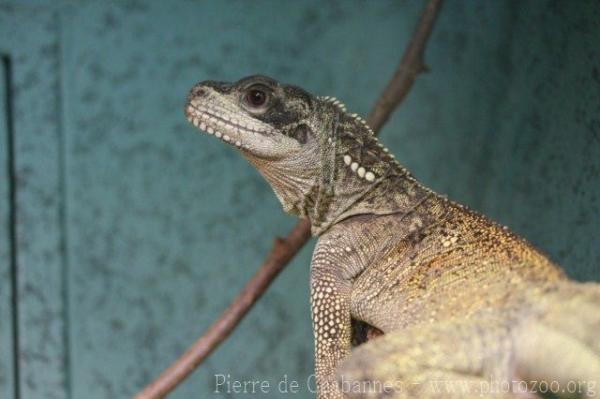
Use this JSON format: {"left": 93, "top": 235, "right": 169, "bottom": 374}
{"left": 0, "top": 1, "right": 599, "bottom": 398}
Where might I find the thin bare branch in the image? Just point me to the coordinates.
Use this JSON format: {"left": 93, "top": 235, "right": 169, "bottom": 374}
{"left": 368, "top": 0, "right": 444, "bottom": 133}
{"left": 135, "top": 1, "right": 443, "bottom": 397}
{"left": 134, "top": 220, "right": 311, "bottom": 399}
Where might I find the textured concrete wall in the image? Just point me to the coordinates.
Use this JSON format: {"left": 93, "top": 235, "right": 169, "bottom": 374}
{"left": 0, "top": 1, "right": 598, "bottom": 398}
{"left": 0, "top": 6, "right": 67, "bottom": 399}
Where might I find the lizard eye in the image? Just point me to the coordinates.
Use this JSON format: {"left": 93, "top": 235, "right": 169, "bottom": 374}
{"left": 243, "top": 85, "right": 271, "bottom": 111}
{"left": 245, "top": 89, "right": 267, "bottom": 107}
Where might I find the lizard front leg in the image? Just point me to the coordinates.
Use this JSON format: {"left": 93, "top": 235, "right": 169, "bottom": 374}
{"left": 311, "top": 240, "right": 354, "bottom": 399}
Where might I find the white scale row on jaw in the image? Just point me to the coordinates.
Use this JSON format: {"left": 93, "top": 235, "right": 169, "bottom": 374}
{"left": 189, "top": 108, "right": 249, "bottom": 148}
{"left": 191, "top": 104, "right": 275, "bottom": 136}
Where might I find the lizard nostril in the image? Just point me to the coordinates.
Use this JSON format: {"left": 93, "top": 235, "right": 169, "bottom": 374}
{"left": 195, "top": 87, "right": 207, "bottom": 97}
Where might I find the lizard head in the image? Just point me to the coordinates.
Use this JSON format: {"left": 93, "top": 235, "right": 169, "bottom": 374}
{"left": 185, "top": 75, "right": 327, "bottom": 217}
{"left": 185, "top": 75, "right": 317, "bottom": 160}
{"left": 185, "top": 75, "right": 411, "bottom": 234}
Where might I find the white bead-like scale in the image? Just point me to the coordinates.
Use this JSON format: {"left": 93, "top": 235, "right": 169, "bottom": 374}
{"left": 322, "top": 96, "right": 386, "bottom": 183}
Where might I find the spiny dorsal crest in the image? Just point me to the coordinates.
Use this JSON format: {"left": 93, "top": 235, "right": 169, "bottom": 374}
{"left": 317, "top": 95, "right": 411, "bottom": 185}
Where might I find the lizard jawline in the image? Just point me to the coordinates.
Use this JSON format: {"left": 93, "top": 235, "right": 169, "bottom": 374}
{"left": 185, "top": 104, "right": 274, "bottom": 151}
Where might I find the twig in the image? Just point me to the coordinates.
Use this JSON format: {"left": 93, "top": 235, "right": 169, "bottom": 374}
{"left": 135, "top": 1, "right": 443, "bottom": 397}
{"left": 134, "top": 220, "right": 311, "bottom": 399}
{"left": 368, "top": 0, "right": 443, "bottom": 133}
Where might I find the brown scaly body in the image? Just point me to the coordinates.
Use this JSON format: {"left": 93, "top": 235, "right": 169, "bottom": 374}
{"left": 185, "top": 76, "right": 599, "bottom": 398}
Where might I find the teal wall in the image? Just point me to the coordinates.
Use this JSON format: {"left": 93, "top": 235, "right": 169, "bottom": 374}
{"left": 1, "top": 1, "right": 599, "bottom": 398}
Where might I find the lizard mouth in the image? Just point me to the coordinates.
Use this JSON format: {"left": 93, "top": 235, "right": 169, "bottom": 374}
{"left": 185, "top": 101, "right": 276, "bottom": 151}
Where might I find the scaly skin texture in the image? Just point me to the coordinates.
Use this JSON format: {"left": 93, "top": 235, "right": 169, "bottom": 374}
{"left": 185, "top": 76, "right": 600, "bottom": 399}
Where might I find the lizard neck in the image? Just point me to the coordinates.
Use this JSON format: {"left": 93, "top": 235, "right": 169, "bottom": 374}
{"left": 309, "top": 132, "right": 435, "bottom": 235}
{"left": 242, "top": 101, "right": 436, "bottom": 236}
